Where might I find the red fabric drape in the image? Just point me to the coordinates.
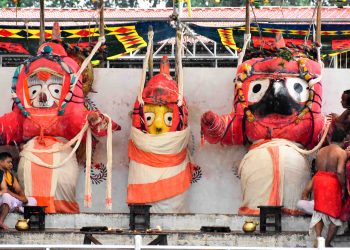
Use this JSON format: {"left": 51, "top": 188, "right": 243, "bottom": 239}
{"left": 314, "top": 171, "right": 342, "bottom": 218}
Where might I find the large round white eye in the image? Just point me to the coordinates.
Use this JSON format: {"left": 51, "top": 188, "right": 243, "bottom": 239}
{"left": 48, "top": 84, "right": 62, "bottom": 100}
{"left": 285, "top": 77, "right": 309, "bottom": 102}
{"left": 144, "top": 112, "right": 155, "bottom": 126}
{"left": 164, "top": 112, "right": 173, "bottom": 127}
{"left": 28, "top": 85, "right": 42, "bottom": 100}
{"left": 248, "top": 78, "right": 270, "bottom": 103}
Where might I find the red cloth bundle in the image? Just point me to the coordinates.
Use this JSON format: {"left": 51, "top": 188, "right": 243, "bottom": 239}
{"left": 339, "top": 161, "right": 350, "bottom": 222}
{"left": 313, "top": 171, "right": 342, "bottom": 219}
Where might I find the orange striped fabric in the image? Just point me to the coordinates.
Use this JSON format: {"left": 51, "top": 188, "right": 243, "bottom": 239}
{"left": 33, "top": 197, "right": 80, "bottom": 213}
{"left": 128, "top": 140, "right": 187, "bottom": 167}
{"left": 128, "top": 163, "right": 192, "bottom": 204}
{"left": 267, "top": 146, "right": 281, "bottom": 206}
{"left": 127, "top": 138, "right": 192, "bottom": 204}
{"left": 32, "top": 137, "right": 55, "bottom": 213}
{"left": 27, "top": 137, "right": 79, "bottom": 213}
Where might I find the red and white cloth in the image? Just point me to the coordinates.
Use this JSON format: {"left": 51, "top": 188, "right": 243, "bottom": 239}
{"left": 127, "top": 126, "right": 192, "bottom": 213}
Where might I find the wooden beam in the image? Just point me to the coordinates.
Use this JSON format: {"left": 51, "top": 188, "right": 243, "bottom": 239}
{"left": 39, "top": 0, "right": 45, "bottom": 45}
{"left": 99, "top": 0, "right": 104, "bottom": 38}
{"left": 148, "top": 26, "right": 154, "bottom": 79}
{"left": 316, "top": 0, "right": 322, "bottom": 45}
{"left": 245, "top": 0, "right": 250, "bottom": 36}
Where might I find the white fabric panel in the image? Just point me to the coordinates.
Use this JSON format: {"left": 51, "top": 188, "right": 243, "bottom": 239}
{"left": 150, "top": 190, "right": 189, "bottom": 213}
{"left": 130, "top": 126, "right": 190, "bottom": 154}
{"left": 128, "top": 159, "right": 189, "bottom": 184}
{"left": 239, "top": 141, "right": 309, "bottom": 211}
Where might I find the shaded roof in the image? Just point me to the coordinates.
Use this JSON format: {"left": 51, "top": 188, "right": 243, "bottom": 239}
{"left": 1, "top": 6, "right": 350, "bottom": 25}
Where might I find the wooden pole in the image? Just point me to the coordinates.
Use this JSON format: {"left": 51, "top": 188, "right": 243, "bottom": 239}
{"left": 175, "top": 29, "right": 180, "bottom": 83}
{"left": 99, "top": 0, "right": 105, "bottom": 66}
{"left": 316, "top": 0, "right": 322, "bottom": 45}
{"left": 245, "top": 0, "right": 250, "bottom": 36}
{"left": 39, "top": 0, "right": 45, "bottom": 45}
{"left": 99, "top": 0, "right": 104, "bottom": 37}
{"left": 148, "top": 26, "right": 154, "bottom": 78}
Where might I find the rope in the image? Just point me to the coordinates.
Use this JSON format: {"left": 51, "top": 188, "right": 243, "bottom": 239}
{"left": 176, "top": 28, "right": 184, "bottom": 107}
{"left": 250, "top": 4, "right": 263, "bottom": 50}
{"left": 84, "top": 126, "right": 92, "bottom": 208}
{"left": 304, "top": 5, "right": 317, "bottom": 45}
{"left": 137, "top": 29, "right": 154, "bottom": 106}
{"left": 237, "top": 2, "right": 260, "bottom": 66}
{"left": 72, "top": 35, "right": 105, "bottom": 87}
{"left": 237, "top": 33, "right": 251, "bottom": 66}
{"left": 105, "top": 114, "right": 113, "bottom": 210}
{"left": 20, "top": 121, "right": 90, "bottom": 167}
{"left": 309, "top": 45, "right": 324, "bottom": 88}
{"left": 20, "top": 113, "right": 114, "bottom": 210}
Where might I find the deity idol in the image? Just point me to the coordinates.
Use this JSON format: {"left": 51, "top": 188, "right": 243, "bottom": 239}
{"left": 0, "top": 42, "right": 120, "bottom": 213}
{"left": 201, "top": 44, "right": 327, "bottom": 215}
{"left": 127, "top": 56, "right": 192, "bottom": 213}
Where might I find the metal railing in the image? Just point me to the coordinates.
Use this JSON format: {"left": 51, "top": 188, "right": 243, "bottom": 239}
{"left": 0, "top": 236, "right": 339, "bottom": 250}
{"left": 0, "top": 38, "right": 239, "bottom": 69}
{"left": 1, "top": 40, "right": 349, "bottom": 69}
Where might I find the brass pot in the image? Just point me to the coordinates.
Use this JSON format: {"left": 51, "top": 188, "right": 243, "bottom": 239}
{"left": 15, "top": 219, "right": 29, "bottom": 231}
{"left": 242, "top": 220, "right": 259, "bottom": 233}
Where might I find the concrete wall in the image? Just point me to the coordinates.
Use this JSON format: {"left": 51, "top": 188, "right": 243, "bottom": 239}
{"left": 0, "top": 67, "right": 350, "bottom": 214}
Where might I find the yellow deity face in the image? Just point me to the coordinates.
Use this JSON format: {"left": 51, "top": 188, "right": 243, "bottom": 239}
{"left": 144, "top": 104, "right": 173, "bottom": 134}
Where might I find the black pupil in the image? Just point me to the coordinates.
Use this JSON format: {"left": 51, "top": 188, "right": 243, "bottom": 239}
{"left": 294, "top": 83, "right": 303, "bottom": 94}
{"left": 147, "top": 116, "right": 151, "bottom": 121}
{"left": 54, "top": 89, "right": 60, "bottom": 93}
{"left": 252, "top": 84, "right": 261, "bottom": 93}
{"left": 168, "top": 117, "right": 172, "bottom": 121}
{"left": 32, "top": 90, "right": 37, "bottom": 94}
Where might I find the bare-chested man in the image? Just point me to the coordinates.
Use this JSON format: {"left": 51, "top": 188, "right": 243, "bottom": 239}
{"left": 309, "top": 143, "right": 346, "bottom": 247}
{"left": 330, "top": 90, "right": 350, "bottom": 150}
{"left": 333, "top": 89, "right": 350, "bottom": 132}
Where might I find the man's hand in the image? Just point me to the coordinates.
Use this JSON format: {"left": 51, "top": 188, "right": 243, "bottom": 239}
{"left": 326, "top": 114, "right": 335, "bottom": 124}
{"left": 301, "top": 194, "right": 309, "bottom": 200}
{"left": 330, "top": 113, "right": 339, "bottom": 120}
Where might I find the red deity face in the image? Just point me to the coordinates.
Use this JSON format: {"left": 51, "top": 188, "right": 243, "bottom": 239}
{"left": 27, "top": 70, "right": 64, "bottom": 108}
{"left": 234, "top": 57, "right": 322, "bottom": 128}
{"left": 132, "top": 73, "right": 188, "bottom": 133}
{"left": 13, "top": 42, "right": 83, "bottom": 116}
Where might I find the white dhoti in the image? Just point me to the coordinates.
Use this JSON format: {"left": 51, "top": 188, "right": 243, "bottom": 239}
{"left": 0, "top": 193, "right": 37, "bottom": 213}
{"left": 238, "top": 140, "right": 310, "bottom": 215}
{"left": 309, "top": 211, "right": 345, "bottom": 242}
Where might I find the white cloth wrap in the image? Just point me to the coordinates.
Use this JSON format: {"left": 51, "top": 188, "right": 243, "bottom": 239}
{"left": 17, "top": 137, "right": 79, "bottom": 204}
{"left": 128, "top": 126, "right": 191, "bottom": 213}
{"left": 238, "top": 139, "right": 310, "bottom": 212}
